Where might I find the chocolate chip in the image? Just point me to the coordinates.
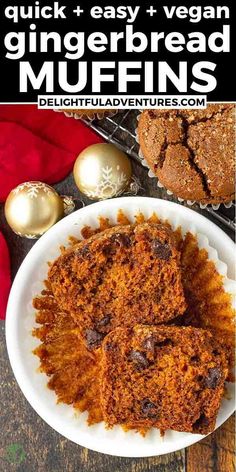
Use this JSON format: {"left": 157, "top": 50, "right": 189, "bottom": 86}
{"left": 85, "top": 329, "right": 105, "bottom": 350}
{"left": 212, "top": 349, "right": 220, "bottom": 356}
{"left": 102, "top": 243, "right": 114, "bottom": 256}
{"left": 96, "top": 315, "right": 111, "bottom": 328}
{"left": 128, "top": 350, "right": 150, "bottom": 370}
{"left": 143, "top": 335, "right": 155, "bottom": 354}
{"left": 191, "top": 355, "right": 200, "bottom": 363}
{"left": 76, "top": 245, "right": 91, "bottom": 259}
{"left": 142, "top": 336, "right": 173, "bottom": 354}
{"left": 151, "top": 239, "right": 172, "bottom": 260}
{"left": 156, "top": 338, "right": 173, "bottom": 348}
{"left": 141, "top": 398, "right": 159, "bottom": 418}
{"left": 110, "top": 233, "right": 132, "bottom": 247}
{"left": 204, "top": 367, "right": 222, "bottom": 389}
{"left": 192, "top": 413, "right": 210, "bottom": 432}
{"left": 197, "top": 375, "right": 203, "bottom": 382}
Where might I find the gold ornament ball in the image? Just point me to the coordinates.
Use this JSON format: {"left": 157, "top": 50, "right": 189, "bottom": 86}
{"left": 5, "top": 182, "right": 64, "bottom": 238}
{"left": 73, "top": 143, "right": 132, "bottom": 200}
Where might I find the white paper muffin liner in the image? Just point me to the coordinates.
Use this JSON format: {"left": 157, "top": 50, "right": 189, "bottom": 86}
{"left": 6, "top": 197, "right": 235, "bottom": 457}
{"left": 135, "top": 112, "right": 233, "bottom": 210}
{"left": 54, "top": 108, "right": 118, "bottom": 121}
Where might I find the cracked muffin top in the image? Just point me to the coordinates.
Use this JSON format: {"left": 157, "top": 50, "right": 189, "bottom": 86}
{"left": 48, "top": 223, "right": 186, "bottom": 349}
{"left": 138, "top": 104, "right": 235, "bottom": 204}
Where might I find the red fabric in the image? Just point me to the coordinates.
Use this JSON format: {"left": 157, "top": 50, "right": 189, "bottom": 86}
{"left": 0, "top": 232, "right": 11, "bottom": 320}
{"left": 0, "top": 105, "right": 103, "bottom": 201}
{"left": 0, "top": 105, "right": 104, "bottom": 319}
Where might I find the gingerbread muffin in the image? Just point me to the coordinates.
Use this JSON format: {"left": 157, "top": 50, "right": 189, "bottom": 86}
{"left": 48, "top": 224, "right": 186, "bottom": 349}
{"left": 101, "top": 325, "right": 229, "bottom": 434}
{"left": 138, "top": 104, "right": 235, "bottom": 204}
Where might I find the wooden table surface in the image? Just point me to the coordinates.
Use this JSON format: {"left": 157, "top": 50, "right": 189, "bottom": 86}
{"left": 0, "top": 130, "right": 235, "bottom": 471}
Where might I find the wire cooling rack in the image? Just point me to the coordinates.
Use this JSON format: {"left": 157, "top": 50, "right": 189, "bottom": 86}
{"left": 82, "top": 110, "right": 235, "bottom": 233}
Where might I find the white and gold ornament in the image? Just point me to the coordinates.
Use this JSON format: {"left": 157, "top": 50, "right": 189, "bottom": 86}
{"left": 4, "top": 181, "right": 75, "bottom": 239}
{"left": 73, "top": 143, "right": 132, "bottom": 200}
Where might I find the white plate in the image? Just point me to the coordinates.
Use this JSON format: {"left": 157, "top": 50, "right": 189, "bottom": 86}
{"left": 6, "top": 197, "right": 236, "bottom": 457}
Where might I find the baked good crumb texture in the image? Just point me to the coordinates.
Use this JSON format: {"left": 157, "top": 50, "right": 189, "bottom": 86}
{"left": 33, "top": 218, "right": 234, "bottom": 436}
{"left": 101, "top": 325, "right": 229, "bottom": 435}
{"left": 48, "top": 223, "right": 186, "bottom": 349}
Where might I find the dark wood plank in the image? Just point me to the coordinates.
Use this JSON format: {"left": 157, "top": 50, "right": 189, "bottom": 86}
{"left": 186, "top": 415, "right": 235, "bottom": 472}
